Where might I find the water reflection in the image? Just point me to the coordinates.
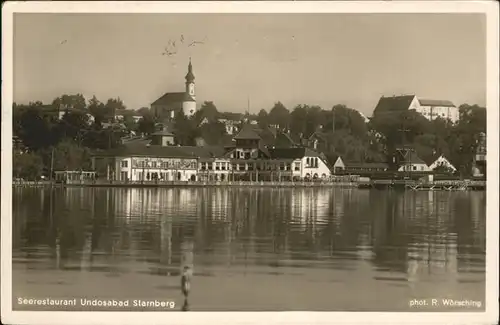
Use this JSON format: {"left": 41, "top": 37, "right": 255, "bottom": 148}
{"left": 12, "top": 187, "right": 486, "bottom": 311}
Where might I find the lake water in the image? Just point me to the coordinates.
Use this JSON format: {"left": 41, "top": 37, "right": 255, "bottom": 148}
{"left": 12, "top": 187, "right": 486, "bottom": 311}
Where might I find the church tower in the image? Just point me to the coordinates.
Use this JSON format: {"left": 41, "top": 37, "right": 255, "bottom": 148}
{"left": 182, "top": 58, "right": 197, "bottom": 116}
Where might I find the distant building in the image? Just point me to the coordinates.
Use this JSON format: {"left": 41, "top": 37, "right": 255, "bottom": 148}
{"left": 473, "top": 132, "right": 486, "bottom": 176}
{"left": 373, "top": 94, "right": 459, "bottom": 124}
{"left": 57, "top": 108, "right": 95, "bottom": 125}
{"left": 217, "top": 118, "right": 239, "bottom": 135}
{"left": 114, "top": 109, "right": 143, "bottom": 123}
{"left": 330, "top": 156, "right": 388, "bottom": 174}
{"left": 151, "top": 58, "right": 197, "bottom": 121}
{"left": 397, "top": 153, "right": 431, "bottom": 172}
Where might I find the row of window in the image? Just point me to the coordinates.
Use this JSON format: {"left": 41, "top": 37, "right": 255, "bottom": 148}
{"left": 230, "top": 150, "right": 258, "bottom": 160}
{"left": 121, "top": 160, "right": 311, "bottom": 172}
{"left": 121, "top": 160, "right": 197, "bottom": 169}
{"left": 306, "top": 157, "right": 319, "bottom": 168}
{"left": 200, "top": 162, "right": 301, "bottom": 172}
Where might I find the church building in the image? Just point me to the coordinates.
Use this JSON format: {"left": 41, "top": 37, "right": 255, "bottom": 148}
{"left": 151, "top": 59, "right": 197, "bottom": 121}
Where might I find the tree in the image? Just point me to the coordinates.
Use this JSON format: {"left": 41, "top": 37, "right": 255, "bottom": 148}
{"left": 257, "top": 109, "right": 269, "bottom": 128}
{"left": 52, "top": 94, "right": 87, "bottom": 111}
{"left": 52, "top": 140, "right": 93, "bottom": 171}
{"left": 13, "top": 151, "right": 43, "bottom": 180}
{"left": 199, "top": 101, "right": 219, "bottom": 121}
{"left": 104, "top": 98, "right": 126, "bottom": 121}
{"left": 137, "top": 115, "right": 156, "bottom": 135}
{"left": 17, "top": 104, "right": 57, "bottom": 150}
{"left": 199, "top": 121, "right": 227, "bottom": 145}
{"left": 137, "top": 107, "right": 153, "bottom": 117}
{"left": 173, "top": 111, "right": 198, "bottom": 146}
{"left": 88, "top": 95, "right": 106, "bottom": 123}
{"left": 289, "top": 105, "right": 309, "bottom": 137}
{"left": 58, "top": 110, "right": 91, "bottom": 144}
{"left": 268, "top": 102, "right": 290, "bottom": 129}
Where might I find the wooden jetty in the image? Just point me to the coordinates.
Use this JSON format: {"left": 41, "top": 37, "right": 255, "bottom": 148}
{"left": 358, "top": 179, "right": 486, "bottom": 191}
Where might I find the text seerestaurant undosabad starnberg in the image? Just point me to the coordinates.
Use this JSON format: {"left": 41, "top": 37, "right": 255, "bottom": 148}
{"left": 17, "top": 298, "right": 175, "bottom": 308}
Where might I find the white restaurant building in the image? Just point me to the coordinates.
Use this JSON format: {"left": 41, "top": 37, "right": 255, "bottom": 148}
{"left": 92, "top": 124, "right": 332, "bottom": 182}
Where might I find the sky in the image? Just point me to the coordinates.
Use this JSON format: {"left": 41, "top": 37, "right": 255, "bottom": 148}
{"left": 13, "top": 13, "right": 486, "bottom": 116}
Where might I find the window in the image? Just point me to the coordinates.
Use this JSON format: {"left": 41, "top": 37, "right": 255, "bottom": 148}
{"left": 201, "top": 162, "right": 207, "bottom": 171}
{"left": 215, "top": 162, "right": 221, "bottom": 171}
{"left": 294, "top": 162, "right": 301, "bottom": 171}
{"left": 413, "top": 166, "right": 417, "bottom": 171}
{"left": 248, "top": 163, "right": 254, "bottom": 171}
{"left": 232, "top": 163, "right": 237, "bottom": 170}
{"left": 121, "top": 160, "right": 128, "bottom": 168}
{"left": 239, "top": 164, "right": 246, "bottom": 171}
{"left": 221, "top": 162, "right": 226, "bottom": 170}
{"left": 120, "top": 171, "right": 128, "bottom": 180}
{"left": 279, "top": 163, "right": 285, "bottom": 171}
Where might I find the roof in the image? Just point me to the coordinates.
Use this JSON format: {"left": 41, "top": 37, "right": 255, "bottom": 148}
{"left": 401, "top": 153, "right": 427, "bottom": 165}
{"left": 269, "top": 147, "right": 321, "bottom": 159}
{"left": 308, "top": 131, "right": 328, "bottom": 141}
{"left": 115, "top": 109, "right": 141, "bottom": 116}
{"left": 151, "top": 92, "right": 186, "bottom": 106}
{"left": 175, "top": 146, "right": 227, "bottom": 158}
{"left": 344, "top": 162, "right": 389, "bottom": 169}
{"left": 418, "top": 99, "right": 455, "bottom": 107}
{"left": 373, "top": 95, "right": 416, "bottom": 115}
{"left": 96, "top": 143, "right": 227, "bottom": 159}
{"left": 151, "top": 130, "right": 174, "bottom": 137}
{"left": 274, "top": 132, "right": 298, "bottom": 148}
{"left": 233, "top": 124, "right": 261, "bottom": 140}
{"left": 98, "top": 144, "right": 199, "bottom": 159}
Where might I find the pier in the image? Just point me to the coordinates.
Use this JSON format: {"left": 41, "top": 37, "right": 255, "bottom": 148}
{"left": 358, "top": 179, "right": 486, "bottom": 191}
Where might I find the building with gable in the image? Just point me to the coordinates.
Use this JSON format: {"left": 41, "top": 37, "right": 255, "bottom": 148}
{"left": 373, "top": 94, "right": 460, "bottom": 124}
{"left": 151, "top": 59, "right": 197, "bottom": 121}
{"left": 92, "top": 122, "right": 332, "bottom": 182}
{"left": 427, "top": 154, "right": 457, "bottom": 173}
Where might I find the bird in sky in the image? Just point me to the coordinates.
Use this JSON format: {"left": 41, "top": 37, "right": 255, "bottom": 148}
{"left": 60, "top": 40, "right": 67, "bottom": 45}
{"left": 180, "top": 35, "right": 184, "bottom": 43}
{"left": 188, "top": 40, "right": 204, "bottom": 47}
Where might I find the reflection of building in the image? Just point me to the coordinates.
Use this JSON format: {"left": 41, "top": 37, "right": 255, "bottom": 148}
{"left": 151, "top": 59, "right": 197, "bottom": 121}
{"left": 290, "top": 189, "right": 330, "bottom": 225}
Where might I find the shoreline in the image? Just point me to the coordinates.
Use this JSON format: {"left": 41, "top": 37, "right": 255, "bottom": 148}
{"left": 11, "top": 179, "right": 486, "bottom": 190}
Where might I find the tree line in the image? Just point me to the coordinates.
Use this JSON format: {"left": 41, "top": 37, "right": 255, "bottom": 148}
{"left": 12, "top": 93, "right": 486, "bottom": 180}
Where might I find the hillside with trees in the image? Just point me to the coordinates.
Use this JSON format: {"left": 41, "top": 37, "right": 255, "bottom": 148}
{"left": 12, "top": 93, "right": 486, "bottom": 180}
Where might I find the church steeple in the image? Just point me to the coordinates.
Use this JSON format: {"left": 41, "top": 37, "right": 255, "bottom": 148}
{"left": 185, "top": 58, "right": 195, "bottom": 84}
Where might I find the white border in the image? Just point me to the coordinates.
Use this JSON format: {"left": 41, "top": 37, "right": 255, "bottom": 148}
{"left": 1, "top": 2, "right": 498, "bottom": 325}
